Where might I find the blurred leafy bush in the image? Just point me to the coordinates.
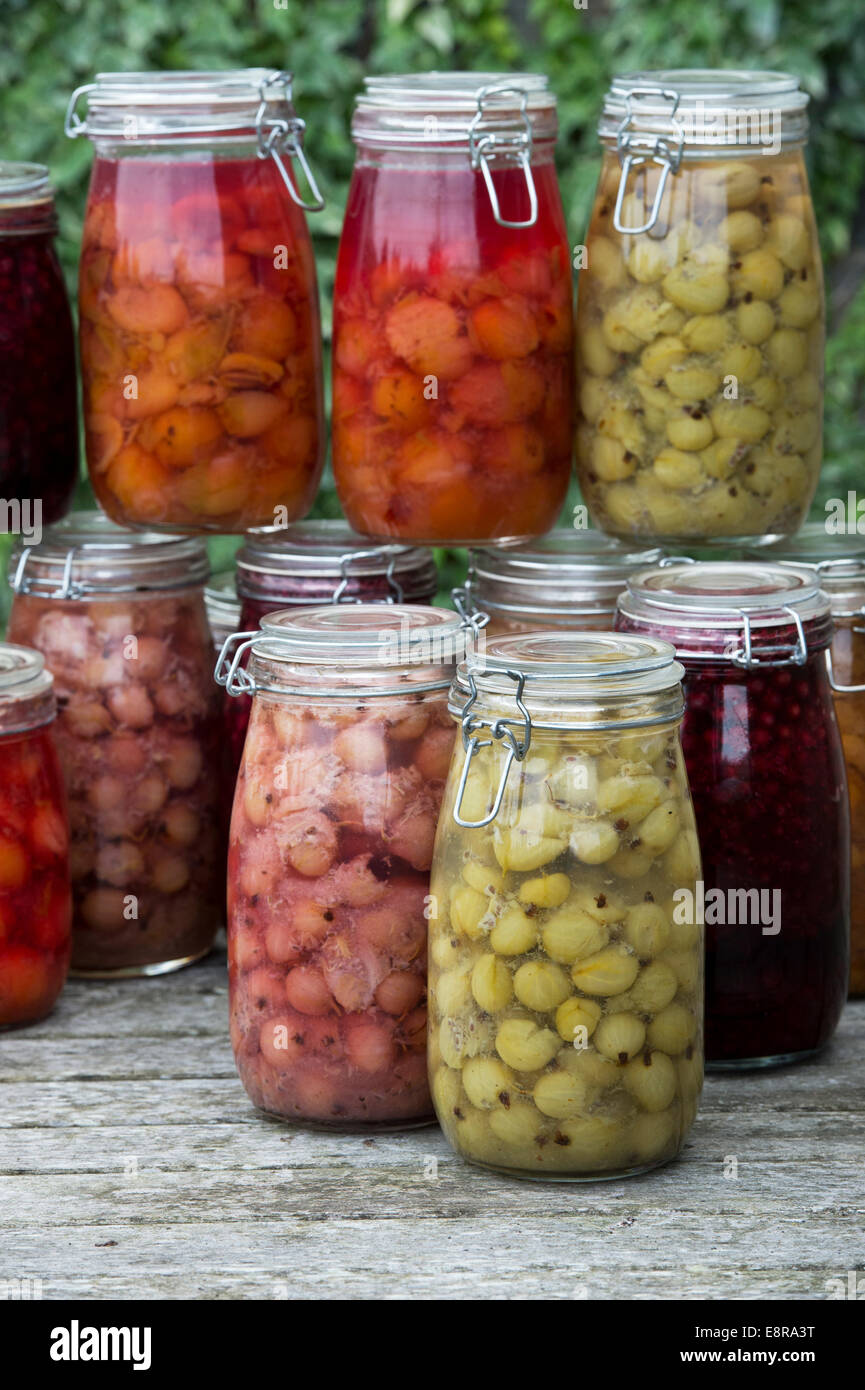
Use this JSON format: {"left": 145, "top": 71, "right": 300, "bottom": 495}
{"left": 0, "top": 0, "right": 862, "bottom": 610}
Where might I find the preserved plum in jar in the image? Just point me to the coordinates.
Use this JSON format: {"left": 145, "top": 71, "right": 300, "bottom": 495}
{"left": 0, "top": 645, "right": 72, "bottom": 1028}
{"left": 332, "top": 75, "right": 574, "bottom": 544}
{"left": 68, "top": 70, "right": 325, "bottom": 533}
{"left": 225, "top": 606, "right": 465, "bottom": 1128}
{"left": 8, "top": 513, "right": 223, "bottom": 977}
{"left": 0, "top": 164, "right": 78, "bottom": 524}
{"left": 430, "top": 633, "right": 703, "bottom": 1179}
{"left": 461, "top": 528, "right": 664, "bottom": 636}
{"left": 575, "top": 71, "right": 824, "bottom": 543}
{"left": 616, "top": 562, "right": 849, "bottom": 1066}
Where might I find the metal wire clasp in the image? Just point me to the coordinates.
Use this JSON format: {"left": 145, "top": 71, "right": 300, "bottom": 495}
{"left": 469, "top": 83, "right": 538, "bottom": 230}
{"left": 727, "top": 606, "right": 808, "bottom": 669}
{"left": 255, "top": 72, "right": 325, "bottom": 213}
{"left": 451, "top": 585, "right": 490, "bottom": 643}
{"left": 214, "top": 631, "right": 258, "bottom": 691}
{"left": 332, "top": 548, "right": 404, "bottom": 605}
{"left": 64, "top": 83, "right": 96, "bottom": 139}
{"left": 11, "top": 546, "right": 83, "bottom": 600}
{"left": 612, "top": 86, "right": 683, "bottom": 236}
{"left": 453, "top": 669, "right": 531, "bottom": 829}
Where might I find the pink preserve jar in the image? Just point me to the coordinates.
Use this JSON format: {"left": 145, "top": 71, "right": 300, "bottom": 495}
{"left": 224, "top": 604, "right": 466, "bottom": 1128}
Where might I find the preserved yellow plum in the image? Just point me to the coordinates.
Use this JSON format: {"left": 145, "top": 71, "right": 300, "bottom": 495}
{"left": 575, "top": 71, "right": 824, "bottom": 542}
{"left": 429, "top": 631, "right": 704, "bottom": 1179}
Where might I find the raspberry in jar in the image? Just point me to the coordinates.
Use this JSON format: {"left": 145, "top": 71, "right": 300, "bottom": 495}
{"left": 617, "top": 561, "right": 849, "bottom": 1066}
{"left": 66, "top": 70, "right": 325, "bottom": 533}
{"left": 332, "top": 74, "right": 574, "bottom": 544}
{"left": 8, "top": 512, "right": 224, "bottom": 977}
{"left": 0, "top": 644, "right": 72, "bottom": 1028}
{"left": 0, "top": 163, "right": 78, "bottom": 526}
{"left": 224, "top": 605, "right": 466, "bottom": 1128}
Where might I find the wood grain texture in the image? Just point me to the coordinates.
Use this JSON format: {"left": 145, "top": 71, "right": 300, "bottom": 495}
{"left": 1, "top": 949, "right": 863, "bottom": 1301}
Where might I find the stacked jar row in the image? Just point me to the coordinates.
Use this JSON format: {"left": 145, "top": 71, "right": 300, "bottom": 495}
{"left": 2, "top": 67, "right": 817, "bottom": 548}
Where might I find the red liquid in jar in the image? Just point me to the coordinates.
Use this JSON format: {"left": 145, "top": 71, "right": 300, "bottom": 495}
{"left": 0, "top": 218, "right": 78, "bottom": 524}
{"left": 0, "top": 727, "right": 72, "bottom": 1027}
{"left": 79, "top": 155, "right": 324, "bottom": 532}
{"left": 332, "top": 160, "right": 574, "bottom": 543}
{"left": 618, "top": 613, "right": 849, "bottom": 1064}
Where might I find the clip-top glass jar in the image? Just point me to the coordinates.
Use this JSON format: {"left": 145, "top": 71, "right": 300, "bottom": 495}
{"left": 430, "top": 631, "right": 703, "bottom": 1180}
{"left": 459, "top": 528, "right": 665, "bottom": 636}
{"left": 7, "top": 512, "right": 224, "bottom": 977}
{"left": 575, "top": 71, "right": 824, "bottom": 544}
{"left": 0, "top": 163, "right": 78, "bottom": 525}
{"left": 0, "top": 644, "right": 72, "bottom": 1028}
{"left": 67, "top": 70, "right": 325, "bottom": 533}
{"left": 332, "top": 73, "right": 574, "bottom": 544}
{"left": 616, "top": 562, "right": 849, "bottom": 1067}
{"left": 749, "top": 524, "right": 865, "bottom": 996}
{"left": 224, "top": 604, "right": 466, "bottom": 1129}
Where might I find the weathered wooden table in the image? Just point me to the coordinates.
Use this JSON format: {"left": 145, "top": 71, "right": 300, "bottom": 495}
{"left": 2, "top": 947, "right": 863, "bottom": 1301}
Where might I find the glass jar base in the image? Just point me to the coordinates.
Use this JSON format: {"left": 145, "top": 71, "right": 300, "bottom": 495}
{"left": 706, "top": 1046, "right": 823, "bottom": 1072}
{"left": 0, "top": 1006, "right": 59, "bottom": 1032}
{"left": 69, "top": 945, "right": 213, "bottom": 980}
{"left": 351, "top": 530, "right": 550, "bottom": 549}
{"left": 257, "top": 1106, "right": 438, "bottom": 1135}
{"left": 457, "top": 1152, "right": 679, "bottom": 1183}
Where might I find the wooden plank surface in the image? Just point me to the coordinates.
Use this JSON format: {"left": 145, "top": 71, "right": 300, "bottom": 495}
{"left": 1, "top": 947, "right": 863, "bottom": 1301}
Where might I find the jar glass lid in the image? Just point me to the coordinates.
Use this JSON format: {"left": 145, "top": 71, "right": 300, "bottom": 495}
{"left": 599, "top": 68, "right": 809, "bottom": 148}
{"left": 467, "top": 529, "right": 666, "bottom": 616}
{"left": 255, "top": 603, "right": 467, "bottom": 667}
{"left": 352, "top": 71, "right": 558, "bottom": 146}
{"left": 9, "top": 511, "right": 210, "bottom": 597}
{"left": 0, "top": 162, "right": 53, "bottom": 207}
{"left": 747, "top": 523, "right": 865, "bottom": 615}
{"left": 237, "top": 520, "right": 439, "bottom": 590}
{"left": 620, "top": 560, "right": 830, "bottom": 633}
{"left": 66, "top": 68, "right": 301, "bottom": 140}
{"left": 0, "top": 643, "right": 55, "bottom": 733}
{"left": 457, "top": 630, "right": 683, "bottom": 703}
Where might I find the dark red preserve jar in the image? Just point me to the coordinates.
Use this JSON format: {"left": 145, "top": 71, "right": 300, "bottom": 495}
{"left": 0, "top": 163, "right": 78, "bottom": 525}
{"left": 616, "top": 561, "right": 849, "bottom": 1069}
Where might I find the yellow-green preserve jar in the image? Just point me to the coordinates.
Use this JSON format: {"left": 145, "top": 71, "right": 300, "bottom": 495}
{"left": 429, "top": 631, "right": 703, "bottom": 1180}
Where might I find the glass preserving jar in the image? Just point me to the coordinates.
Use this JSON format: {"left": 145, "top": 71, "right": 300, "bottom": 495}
{"left": 222, "top": 519, "right": 439, "bottom": 773}
{"left": 205, "top": 569, "right": 242, "bottom": 651}
{"left": 430, "top": 631, "right": 703, "bottom": 1180}
{"left": 0, "top": 163, "right": 78, "bottom": 526}
{"left": 223, "top": 605, "right": 467, "bottom": 1129}
{"left": 7, "top": 512, "right": 224, "bottom": 977}
{"left": 0, "top": 644, "right": 72, "bottom": 1028}
{"left": 459, "top": 528, "right": 665, "bottom": 636}
{"left": 616, "top": 562, "right": 849, "bottom": 1066}
{"left": 749, "top": 524, "right": 865, "bottom": 996}
{"left": 66, "top": 70, "right": 325, "bottom": 533}
{"left": 575, "top": 71, "right": 824, "bottom": 544}
{"left": 332, "top": 73, "right": 574, "bottom": 544}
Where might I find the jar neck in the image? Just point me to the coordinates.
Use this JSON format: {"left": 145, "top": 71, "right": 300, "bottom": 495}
{"left": 0, "top": 201, "right": 57, "bottom": 237}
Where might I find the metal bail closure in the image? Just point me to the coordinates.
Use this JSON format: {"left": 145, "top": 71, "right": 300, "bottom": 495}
{"left": 332, "top": 548, "right": 405, "bottom": 605}
{"left": 468, "top": 83, "right": 538, "bottom": 230}
{"left": 451, "top": 586, "right": 489, "bottom": 642}
{"left": 255, "top": 71, "right": 325, "bottom": 213}
{"left": 727, "top": 605, "right": 808, "bottom": 669}
{"left": 612, "top": 86, "right": 683, "bottom": 236}
{"left": 453, "top": 669, "right": 531, "bottom": 829}
{"left": 11, "top": 546, "right": 82, "bottom": 601}
{"left": 64, "top": 83, "right": 96, "bottom": 139}
{"left": 214, "top": 630, "right": 258, "bottom": 689}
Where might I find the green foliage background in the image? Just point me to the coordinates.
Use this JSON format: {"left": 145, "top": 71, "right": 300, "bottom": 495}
{"left": 1, "top": 0, "right": 863, "bottom": 602}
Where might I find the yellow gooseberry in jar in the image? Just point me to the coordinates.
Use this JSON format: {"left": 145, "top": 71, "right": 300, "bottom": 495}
{"left": 574, "top": 70, "right": 824, "bottom": 543}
